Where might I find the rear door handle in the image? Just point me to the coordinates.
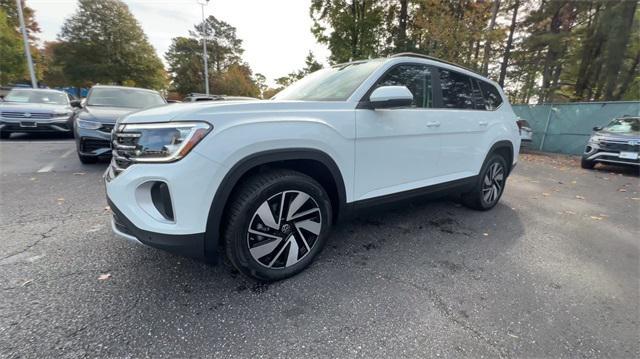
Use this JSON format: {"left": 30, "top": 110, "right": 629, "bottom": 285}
{"left": 478, "top": 121, "right": 488, "bottom": 127}
{"left": 426, "top": 121, "right": 441, "bottom": 128}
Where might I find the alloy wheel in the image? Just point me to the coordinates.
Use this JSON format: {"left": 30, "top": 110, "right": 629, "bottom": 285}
{"left": 247, "top": 190, "right": 322, "bottom": 269}
{"left": 482, "top": 162, "right": 505, "bottom": 204}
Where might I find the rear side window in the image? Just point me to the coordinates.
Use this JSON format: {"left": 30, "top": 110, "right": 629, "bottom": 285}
{"left": 439, "top": 69, "right": 474, "bottom": 109}
{"left": 479, "top": 81, "right": 503, "bottom": 110}
{"left": 375, "top": 64, "right": 433, "bottom": 108}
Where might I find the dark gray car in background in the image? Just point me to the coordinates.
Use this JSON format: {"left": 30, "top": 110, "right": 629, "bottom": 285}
{"left": 582, "top": 116, "right": 640, "bottom": 170}
{"left": 74, "top": 85, "right": 166, "bottom": 163}
{"left": 0, "top": 88, "right": 78, "bottom": 139}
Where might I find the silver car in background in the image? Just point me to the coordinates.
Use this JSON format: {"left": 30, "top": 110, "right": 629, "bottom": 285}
{"left": 0, "top": 88, "right": 79, "bottom": 139}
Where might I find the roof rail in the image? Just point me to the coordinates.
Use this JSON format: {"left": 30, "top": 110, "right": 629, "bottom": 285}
{"left": 390, "top": 52, "right": 480, "bottom": 76}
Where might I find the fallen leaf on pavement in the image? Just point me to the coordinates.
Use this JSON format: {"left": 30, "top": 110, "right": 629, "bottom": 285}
{"left": 483, "top": 233, "right": 489, "bottom": 236}
{"left": 104, "top": 206, "right": 111, "bottom": 211}
{"left": 542, "top": 193, "right": 550, "bottom": 197}
{"left": 590, "top": 216, "right": 603, "bottom": 220}
{"left": 57, "top": 198, "right": 65, "bottom": 201}
{"left": 575, "top": 195, "right": 585, "bottom": 200}
{"left": 631, "top": 197, "right": 640, "bottom": 200}
{"left": 22, "top": 279, "right": 33, "bottom": 287}
{"left": 98, "top": 273, "right": 111, "bottom": 280}
{"left": 29, "top": 177, "right": 36, "bottom": 181}
{"left": 73, "top": 172, "right": 86, "bottom": 176}
{"left": 618, "top": 188, "right": 627, "bottom": 192}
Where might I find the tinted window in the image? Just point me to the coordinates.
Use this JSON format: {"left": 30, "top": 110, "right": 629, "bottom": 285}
{"left": 375, "top": 64, "right": 433, "bottom": 108}
{"left": 4, "top": 89, "right": 68, "bottom": 105}
{"left": 439, "top": 69, "right": 474, "bottom": 109}
{"left": 479, "top": 81, "right": 503, "bottom": 110}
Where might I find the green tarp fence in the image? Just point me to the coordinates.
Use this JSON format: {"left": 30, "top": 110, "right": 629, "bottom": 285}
{"left": 512, "top": 101, "right": 640, "bottom": 155}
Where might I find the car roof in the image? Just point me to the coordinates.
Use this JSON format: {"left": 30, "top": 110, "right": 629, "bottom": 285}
{"left": 91, "top": 85, "right": 160, "bottom": 94}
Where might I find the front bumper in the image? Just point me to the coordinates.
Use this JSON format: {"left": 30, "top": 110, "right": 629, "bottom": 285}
{"left": 105, "top": 150, "right": 227, "bottom": 260}
{"left": 0, "top": 117, "right": 72, "bottom": 133}
{"left": 583, "top": 143, "right": 640, "bottom": 167}
{"left": 108, "top": 197, "right": 205, "bottom": 258}
{"left": 75, "top": 124, "right": 114, "bottom": 157}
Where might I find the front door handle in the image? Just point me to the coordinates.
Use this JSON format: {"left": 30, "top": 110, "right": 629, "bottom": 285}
{"left": 426, "top": 121, "right": 441, "bottom": 128}
{"left": 478, "top": 121, "right": 488, "bottom": 126}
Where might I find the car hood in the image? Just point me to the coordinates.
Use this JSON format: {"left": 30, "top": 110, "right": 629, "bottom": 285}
{"left": 118, "top": 100, "right": 354, "bottom": 125}
{"left": 81, "top": 106, "right": 139, "bottom": 123}
{"left": 595, "top": 131, "right": 640, "bottom": 142}
{"left": 0, "top": 102, "right": 70, "bottom": 113}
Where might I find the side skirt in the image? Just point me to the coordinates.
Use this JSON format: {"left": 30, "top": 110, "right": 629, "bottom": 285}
{"left": 343, "top": 175, "right": 478, "bottom": 218}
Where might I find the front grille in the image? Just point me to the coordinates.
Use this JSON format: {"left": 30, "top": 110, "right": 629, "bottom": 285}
{"left": 81, "top": 138, "right": 110, "bottom": 153}
{"left": 1, "top": 111, "right": 53, "bottom": 119}
{"left": 599, "top": 140, "right": 639, "bottom": 152}
{"left": 110, "top": 126, "right": 141, "bottom": 177}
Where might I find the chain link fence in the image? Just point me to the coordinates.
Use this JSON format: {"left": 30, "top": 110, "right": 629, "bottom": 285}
{"left": 512, "top": 101, "right": 640, "bottom": 155}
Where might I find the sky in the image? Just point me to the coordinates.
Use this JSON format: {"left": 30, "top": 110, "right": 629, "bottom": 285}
{"left": 28, "top": 0, "right": 330, "bottom": 85}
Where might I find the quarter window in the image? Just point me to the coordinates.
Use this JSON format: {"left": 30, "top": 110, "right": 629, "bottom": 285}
{"left": 479, "top": 81, "right": 503, "bottom": 110}
{"left": 439, "top": 69, "right": 475, "bottom": 109}
{"left": 375, "top": 64, "right": 433, "bottom": 108}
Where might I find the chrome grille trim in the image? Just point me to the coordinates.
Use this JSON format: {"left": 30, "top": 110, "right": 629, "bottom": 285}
{"left": 1, "top": 111, "right": 54, "bottom": 119}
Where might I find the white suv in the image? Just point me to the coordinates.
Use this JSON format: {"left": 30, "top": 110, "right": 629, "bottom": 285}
{"left": 105, "top": 53, "right": 520, "bottom": 281}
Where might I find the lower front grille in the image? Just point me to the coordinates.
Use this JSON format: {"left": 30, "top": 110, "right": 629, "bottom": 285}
{"left": 599, "top": 141, "right": 639, "bottom": 152}
{"left": 81, "top": 138, "right": 110, "bottom": 153}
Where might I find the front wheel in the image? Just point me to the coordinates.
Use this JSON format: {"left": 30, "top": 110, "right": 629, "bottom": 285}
{"left": 462, "top": 153, "right": 508, "bottom": 211}
{"left": 0, "top": 131, "right": 11, "bottom": 139}
{"left": 581, "top": 157, "right": 595, "bottom": 169}
{"left": 223, "top": 169, "right": 333, "bottom": 281}
{"left": 78, "top": 153, "right": 97, "bottom": 164}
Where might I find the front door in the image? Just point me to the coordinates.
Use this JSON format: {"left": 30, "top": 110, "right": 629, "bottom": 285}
{"left": 354, "top": 64, "right": 443, "bottom": 201}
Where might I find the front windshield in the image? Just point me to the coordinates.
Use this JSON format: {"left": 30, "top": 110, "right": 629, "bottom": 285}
{"left": 603, "top": 118, "right": 640, "bottom": 134}
{"left": 87, "top": 88, "right": 165, "bottom": 108}
{"left": 274, "top": 59, "right": 384, "bottom": 101}
{"left": 4, "top": 90, "right": 68, "bottom": 105}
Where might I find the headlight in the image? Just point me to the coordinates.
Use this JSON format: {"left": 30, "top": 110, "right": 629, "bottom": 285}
{"left": 115, "top": 122, "right": 211, "bottom": 163}
{"left": 77, "top": 119, "right": 102, "bottom": 130}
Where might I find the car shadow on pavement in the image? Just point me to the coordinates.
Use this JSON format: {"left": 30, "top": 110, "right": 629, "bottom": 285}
{"left": 0, "top": 132, "right": 74, "bottom": 141}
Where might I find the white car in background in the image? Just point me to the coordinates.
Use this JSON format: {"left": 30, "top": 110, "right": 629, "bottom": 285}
{"left": 105, "top": 53, "right": 520, "bottom": 281}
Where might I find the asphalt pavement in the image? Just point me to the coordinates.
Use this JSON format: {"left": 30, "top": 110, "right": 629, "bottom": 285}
{"left": 0, "top": 135, "right": 638, "bottom": 358}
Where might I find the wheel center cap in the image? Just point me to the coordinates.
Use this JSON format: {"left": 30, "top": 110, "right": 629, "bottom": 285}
{"left": 281, "top": 223, "right": 292, "bottom": 235}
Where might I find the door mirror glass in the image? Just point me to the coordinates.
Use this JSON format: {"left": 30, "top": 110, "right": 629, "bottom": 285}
{"left": 70, "top": 99, "right": 82, "bottom": 108}
{"left": 368, "top": 86, "right": 413, "bottom": 109}
{"left": 593, "top": 126, "right": 602, "bottom": 131}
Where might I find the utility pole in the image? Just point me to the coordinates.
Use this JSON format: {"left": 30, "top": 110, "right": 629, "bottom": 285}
{"left": 15, "top": 0, "right": 37, "bottom": 88}
{"left": 199, "top": 0, "right": 210, "bottom": 95}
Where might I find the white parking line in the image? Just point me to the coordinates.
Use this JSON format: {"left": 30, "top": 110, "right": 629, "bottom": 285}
{"left": 36, "top": 148, "right": 75, "bottom": 173}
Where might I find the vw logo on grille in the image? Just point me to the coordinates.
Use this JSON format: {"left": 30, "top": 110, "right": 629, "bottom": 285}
{"left": 629, "top": 140, "right": 638, "bottom": 146}
{"left": 23, "top": 112, "right": 32, "bottom": 118}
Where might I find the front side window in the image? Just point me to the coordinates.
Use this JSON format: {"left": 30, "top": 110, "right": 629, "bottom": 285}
{"left": 439, "top": 69, "right": 474, "bottom": 110}
{"left": 374, "top": 64, "right": 433, "bottom": 108}
{"left": 479, "top": 81, "right": 503, "bottom": 110}
{"left": 274, "top": 59, "right": 384, "bottom": 101}
{"left": 4, "top": 90, "right": 68, "bottom": 105}
{"left": 86, "top": 88, "right": 165, "bottom": 109}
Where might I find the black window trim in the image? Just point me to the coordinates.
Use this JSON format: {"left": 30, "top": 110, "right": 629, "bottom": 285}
{"left": 356, "top": 62, "right": 438, "bottom": 110}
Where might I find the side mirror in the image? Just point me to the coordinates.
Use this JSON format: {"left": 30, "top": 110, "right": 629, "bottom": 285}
{"left": 592, "top": 126, "right": 602, "bottom": 131}
{"left": 368, "top": 86, "right": 413, "bottom": 109}
{"left": 70, "top": 99, "right": 82, "bottom": 108}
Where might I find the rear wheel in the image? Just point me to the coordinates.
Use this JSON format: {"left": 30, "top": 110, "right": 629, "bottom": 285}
{"left": 581, "top": 157, "right": 595, "bottom": 169}
{"left": 78, "top": 153, "right": 97, "bottom": 164}
{"left": 0, "top": 131, "right": 10, "bottom": 139}
{"left": 462, "top": 153, "right": 508, "bottom": 210}
{"left": 224, "top": 169, "right": 332, "bottom": 281}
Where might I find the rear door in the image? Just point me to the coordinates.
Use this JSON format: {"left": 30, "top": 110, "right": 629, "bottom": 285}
{"left": 434, "top": 68, "right": 493, "bottom": 177}
{"left": 354, "top": 63, "right": 443, "bottom": 201}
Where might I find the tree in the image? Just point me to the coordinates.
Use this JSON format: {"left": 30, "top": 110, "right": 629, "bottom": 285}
{"left": 41, "top": 41, "right": 68, "bottom": 87}
{"left": 56, "top": 0, "right": 167, "bottom": 89}
{"left": 481, "top": 0, "right": 501, "bottom": 75}
{"left": 191, "top": 15, "right": 244, "bottom": 73}
{"left": 311, "top": 0, "right": 387, "bottom": 63}
{"left": 498, "top": 0, "right": 519, "bottom": 87}
{"left": 266, "top": 51, "right": 325, "bottom": 98}
{"left": 0, "top": 0, "right": 43, "bottom": 83}
{"left": 165, "top": 36, "right": 203, "bottom": 95}
{"left": 213, "top": 64, "right": 259, "bottom": 97}
{"left": 0, "top": 8, "right": 24, "bottom": 85}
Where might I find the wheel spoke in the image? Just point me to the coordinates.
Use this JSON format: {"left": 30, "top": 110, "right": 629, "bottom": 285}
{"left": 286, "top": 192, "right": 310, "bottom": 221}
{"left": 295, "top": 219, "right": 321, "bottom": 235}
{"left": 267, "top": 235, "right": 292, "bottom": 267}
{"left": 250, "top": 237, "right": 283, "bottom": 260}
{"left": 285, "top": 237, "right": 300, "bottom": 267}
{"left": 256, "top": 201, "right": 279, "bottom": 230}
{"left": 289, "top": 207, "right": 319, "bottom": 221}
{"left": 248, "top": 228, "right": 282, "bottom": 240}
{"left": 295, "top": 227, "right": 311, "bottom": 252}
{"left": 484, "top": 174, "right": 492, "bottom": 186}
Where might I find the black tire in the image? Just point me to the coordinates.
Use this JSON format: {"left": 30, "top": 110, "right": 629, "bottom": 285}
{"left": 462, "top": 153, "right": 508, "bottom": 211}
{"left": 0, "top": 131, "right": 10, "bottom": 139}
{"left": 223, "top": 169, "right": 333, "bottom": 281}
{"left": 78, "top": 153, "right": 97, "bottom": 164}
{"left": 581, "top": 157, "right": 595, "bottom": 169}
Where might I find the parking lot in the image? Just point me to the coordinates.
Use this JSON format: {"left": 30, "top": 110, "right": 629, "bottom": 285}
{"left": 0, "top": 135, "right": 638, "bottom": 358}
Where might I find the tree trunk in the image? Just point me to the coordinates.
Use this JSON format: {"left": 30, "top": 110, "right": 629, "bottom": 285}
{"left": 481, "top": 0, "right": 501, "bottom": 76}
{"left": 603, "top": 1, "right": 637, "bottom": 100}
{"left": 397, "top": 0, "right": 408, "bottom": 52}
{"left": 613, "top": 49, "right": 640, "bottom": 100}
{"left": 351, "top": 0, "right": 358, "bottom": 60}
{"left": 498, "top": 0, "right": 520, "bottom": 87}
